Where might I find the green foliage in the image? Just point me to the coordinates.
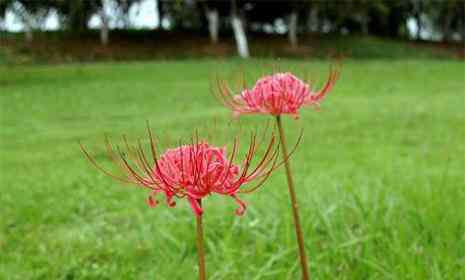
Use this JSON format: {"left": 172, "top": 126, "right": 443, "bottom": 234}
{"left": 0, "top": 59, "right": 464, "bottom": 279}
{"left": 51, "top": 0, "right": 101, "bottom": 32}
{"left": 1, "top": 0, "right": 464, "bottom": 42}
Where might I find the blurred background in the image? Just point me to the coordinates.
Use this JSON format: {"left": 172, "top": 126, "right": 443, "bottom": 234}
{"left": 0, "top": 0, "right": 464, "bottom": 62}
{"left": 1, "top": 1, "right": 464, "bottom": 279}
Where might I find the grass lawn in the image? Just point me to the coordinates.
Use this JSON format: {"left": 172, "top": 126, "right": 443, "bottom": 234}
{"left": 0, "top": 59, "right": 464, "bottom": 279}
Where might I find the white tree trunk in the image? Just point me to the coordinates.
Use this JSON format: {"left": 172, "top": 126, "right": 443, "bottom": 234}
{"left": 416, "top": 15, "right": 422, "bottom": 40}
{"left": 361, "top": 14, "right": 369, "bottom": 35}
{"left": 307, "top": 8, "right": 318, "bottom": 33}
{"left": 231, "top": 15, "right": 249, "bottom": 58}
{"left": 121, "top": 0, "right": 130, "bottom": 28}
{"left": 460, "top": 17, "right": 465, "bottom": 43}
{"left": 288, "top": 11, "right": 298, "bottom": 48}
{"left": 13, "top": 2, "right": 33, "bottom": 43}
{"left": 206, "top": 9, "right": 219, "bottom": 44}
{"left": 0, "top": 17, "right": 5, "bottom": 31}
{"left": 154, "top": 0, "right": 160, "bottom": 29}
{"left": 413, "top": 0, "right": 422, "bottom": 40}
{"left": 24, "top": 20, "right": 33, "bottom": 43}
{"left": 100, "top": 10, "right": 109, "bottom": 46}
{"left": 442, "top": 9, "right": 453, "bottom": 43}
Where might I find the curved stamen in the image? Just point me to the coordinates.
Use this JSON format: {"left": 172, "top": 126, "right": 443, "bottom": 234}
{"left": 218, "top": 135, "right": 239, "bottom": 187}
{"left": 147, "top": 124, "right": 178, "bottom": 192}
{"left": 80, "top": 142, "right": 133, "bottom": 184}
{"left": 231, "top": 194, "right": 247, "bottom": 216}
{"left": 116, "top": 146, "right": 151, "bottom": 187}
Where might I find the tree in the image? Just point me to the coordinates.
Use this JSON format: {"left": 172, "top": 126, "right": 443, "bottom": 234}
{"left": 409, "top": 0, "right": 424, "bottom": 40}
{"left": 90, "top": 0, "right": 109, "bottom": 46}
{"left": 246, "top": 1, "right": 306, "bottom": 48}
{"left": 9, "top": 0, "right": 53, "bottom": 43}
{"left": 0, "top": 0, "right": 12, "bottom": 31}
{"left": 50, "top": 0, "right": 96, "bottom": 33}
{"left": 438, "top": 0, "right": 465, "bottom": 42}
{"left": 159, "top": 0, "right": 204, "bottom": 31}
{"left": 198, "top": 0, "right": 230, "bottom": 44}
{"left": 231, "top": 0, "right": 249, "bottom": 58}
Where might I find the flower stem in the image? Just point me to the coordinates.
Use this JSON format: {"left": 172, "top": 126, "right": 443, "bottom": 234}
{"left": 276, "top": 116, "right": 310, "bottom": 280}
{"left": 195, "top": 200, "right": 206, "bottom": 280}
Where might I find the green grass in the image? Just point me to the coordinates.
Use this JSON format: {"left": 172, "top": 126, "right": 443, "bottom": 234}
{"left": 0, "top": 59, "right": 464, "bottom": 279}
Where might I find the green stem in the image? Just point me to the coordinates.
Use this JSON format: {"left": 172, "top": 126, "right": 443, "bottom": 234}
{"left": 276, "top": 116, "right": 310, "bottom": 280}
{"left": 195, "top": 200, "right": 206, "bottom": 280}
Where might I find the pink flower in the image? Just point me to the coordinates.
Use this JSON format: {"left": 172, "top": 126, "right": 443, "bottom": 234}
{"left": 216, "top": 66, "right": 340, "bottom": 119}
{"left": 80, "top": 127, "right": 296, "bottom": 216}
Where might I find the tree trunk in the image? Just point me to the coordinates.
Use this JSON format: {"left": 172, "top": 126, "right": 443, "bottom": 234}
{"left": 100, "top": 11, "right": 109, "bottom": 46}
{"left": 318, "top": 7, "right": 325, "bottom": 33}
{"left": 24, "top": 18, "right": 33, "bottom": 43}
{"left": 461, "top": 4, "right": 465, "bottom": 43}
{"left": 361, "top": 13, "right": 369, "bottom": 35}
{"left": 231, "top": 14, "right": 249, "bottom": 58}
{"left": 388, "top": 6, "right": 403, "bottom": 38}
{"left": 206, "top": 9, "right": 219, "bottom": 44}
{"left": 121, "top": 0, "right": 130, "bottom": 28}
{"left": 414, "top": 1, "right": 422, "bottom": 40}
{"left": 154, "top": 0, "right": 160, "bottom": 29}
{"left": 442, "top": 7, "right": 453, "bottom": 43}
{"left": 12, "top": 4, "right": 33, "bottom": 43}
{"left": 416, "top": 15, "right": 421, "bottom": 40}
{"left": 231, "top": 0, "right": 249, "bottom": 58}
{"left": 288, "top": 11, "right": 298, "bottom": 48}
{"left": 307, "top": 7, "right": 318, "bottom": 33}
{"left": 21, "top": 9, "right": 34, "bottom": 44}
{"left": 460, "top": 16, "right": 465, "bottom": 43}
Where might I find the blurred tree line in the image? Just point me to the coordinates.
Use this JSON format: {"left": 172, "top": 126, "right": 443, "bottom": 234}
{"left": 1, "top": 0, "right": 464, "bottom": 58}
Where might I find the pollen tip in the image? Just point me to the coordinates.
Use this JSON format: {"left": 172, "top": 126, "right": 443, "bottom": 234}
{"left": 232, "top": 195, "right": 247, "bottom": 216}
{"left": 147, "top": 196, "right": 158, "bottom": 208}
{"left": 235, "top": 208, "right": 245, "bottom": 216}
{"left": 166, "top": 196, "right": 176, "bottom": 207}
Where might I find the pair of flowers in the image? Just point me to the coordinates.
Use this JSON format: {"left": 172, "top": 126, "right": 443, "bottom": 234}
{"left": 82, "top": 66, "right": 339, "bottom": 280}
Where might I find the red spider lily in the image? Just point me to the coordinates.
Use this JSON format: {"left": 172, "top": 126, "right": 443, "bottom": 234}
{"left": 80, "top": 126, "right": 301, "bottom": 216}
{"left": 215, "top": 66, "right": 340, "bottom": 119}
{"left": 214, "top": 65, "right": 340, "bottom": 280}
